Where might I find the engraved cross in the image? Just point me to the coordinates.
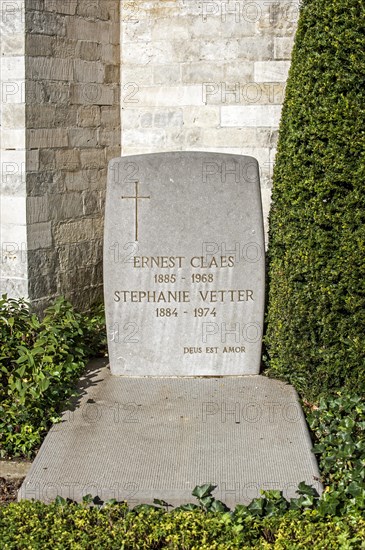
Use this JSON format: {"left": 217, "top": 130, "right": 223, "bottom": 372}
{"left": 121, "top": 181, "right": 150, "bottom": 242}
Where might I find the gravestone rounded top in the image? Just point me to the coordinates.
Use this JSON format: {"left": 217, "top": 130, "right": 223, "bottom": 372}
{"left": 104, "top": 152, "right": 265, "bottom": 376}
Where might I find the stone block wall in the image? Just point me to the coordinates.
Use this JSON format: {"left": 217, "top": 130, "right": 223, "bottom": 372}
{"left": 121, "top": 0, "right": 300, "bottom": 236}
{"left": 2, "top": 0, "right": 299, "bottom": 307}
{"left": 1, "top": 0, "right": 121, "bottom": 309}
{"left": 1, "top": 0, "right": 28, "bottom": 298}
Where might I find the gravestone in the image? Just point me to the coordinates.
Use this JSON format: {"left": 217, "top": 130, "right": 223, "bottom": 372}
{"left": 19, "top": 152, "right": 323, "bottom": 506}
{"left": 104, "top": 152, "right": 265, "bottom": 376}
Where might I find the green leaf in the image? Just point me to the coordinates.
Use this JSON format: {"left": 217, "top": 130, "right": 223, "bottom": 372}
{"left": 209, "top": 499, "right": 230, "bottom": 512}
{"left": 174, "top": 503, "right": 199, "bottom": 511}
{"left": 247, "top": 498, "right": 265, "bottom": 515}
{"left": 297, "top": 482, "right": 319, "bottom": 497}
{"left": 192, "top": 483, "right": 217, "bottom": 499}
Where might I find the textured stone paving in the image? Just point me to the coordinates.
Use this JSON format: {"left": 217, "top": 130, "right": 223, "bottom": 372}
{"left": 19, "top": 359, "right": 322, "bottom": 508}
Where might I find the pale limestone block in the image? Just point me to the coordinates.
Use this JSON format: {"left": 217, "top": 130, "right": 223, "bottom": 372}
{"left": 188, "top": 17, "right": 224, "bottom": 38}
{"left": 201, "top": 128, "right": 273, "bottom": 148}
{"left": 122, "top": 65, "right": 154, "bottom": 86}
{"left": 219, "top": 17, "right": 257, "bottom": 38}
{"left": 27, "top": 196, "right": 50, "bottom": 224}
{"left": 224, "top": 61, "right": 254, "bottom": 81}
{"left": 0, "top": 80, "right": 26, "bottom": 104}
{"left": 122, "top": 128, "right": 166, "bottom": 148}
{"left": 274, "top": 37, "right": 295, "bottom": 60}
{"left": 136, "top": 85, "right": 203, "bottom": 107}
{"left": 1, "top": 104, "right": 25, "bottom": 128}
{"left": 169, "top": 127, "right": 202, "bottom": 148}
{"left": 122, "top": 19, "right": 152, "bottom": 43}
{"left": 199, "top": 39, "right": 239, "bottom": 61}
{"left": 0, "top": 241, "right": 28, "bottom": 279}
{"left": 0, "top": 278, "right": 28, "bottom": 300}
{"left": 0, "top": 2, "right": 24, "bottom": 35}
{"left": 1, "top": 150, "right": 26, "bottom": 188}
{"left": 221, "top": 105, "right": 282, "bottom": 128}
{"left": 237, "top": 82, "right": 286, "bottom": 105}
{"left": 121, "top": 109, "right": 146, "bottom": 128}
{"left": 1, "top": 128, "right": 25, "bottom": 149}
{"left": 153, "top": 64, "right": 181, "bottom": 85}
{"left": 0, "top": 223, "right": 27, "bottom": 249}
{"left": 183, "top": 106, "right": 220, "bottom": 128}
{"left": 28, "top": 129, "right": 68, "bottom": 148}
{"left": 0, "top": 33, "right": 24, "bottom": 55}
{"left": 254, "top": 61, "right": 291, "bottom": 82}
{"left": 170, "top": 39, "right": 202, "bottom": 63}
{"left": 1, "top": 56, "right": 24, "bottom": 80}
{"left": 122, "top": 41, "right": 175, "bottom": 65}
{"left": 27, "top": 222, "right": 52, "bottom": 250}
{"left": 237, "top": 37, "right": 273, "bottom": 61}
{"left": 181, "top": 62, "right": 225, "bottom": 84}
{"left": 256, "top": 1, "right": 299, "bottom": 36}
{"left": 154, "top": 110, "right": 183, "bottom": 128}
{"left": 0, "top": 196, "right": 26, "bottom": 224}
{"left": 152, "top": 18, "right": 189, "bottom": 41}
{"left": 135, "top": 109, "right": 183, "bottom": 129}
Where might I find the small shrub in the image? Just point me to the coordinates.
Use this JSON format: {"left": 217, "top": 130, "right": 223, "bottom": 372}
{"left": 306, "top": 392, "right": 365, "bottom": 516}
{"left": 0, "top": 295, "right": 106, "bottom": 458}
{"left": 265, "top": 0, "right": 365, "bottom": 399}
{"left": 1, "top": 497, "right": 364, "bottom": 549}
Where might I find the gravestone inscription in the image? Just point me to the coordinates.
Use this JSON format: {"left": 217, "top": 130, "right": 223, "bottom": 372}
{"left": 104, "top": 152, "right": 265, "bottom": 376}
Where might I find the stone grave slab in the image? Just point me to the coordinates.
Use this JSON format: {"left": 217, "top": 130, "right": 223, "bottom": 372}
{"left": 104, "top": 152, "right": 265, "bottom": 376}
{"left": 19, "top": 359, "right": 322, "bottom": 507}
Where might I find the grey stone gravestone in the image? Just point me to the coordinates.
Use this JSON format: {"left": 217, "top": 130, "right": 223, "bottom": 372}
{"left": 19, "top": 152, "right": 323, "bottom": 506}
{"left": 104, "top": 152, "right": 265, "bottom": 376}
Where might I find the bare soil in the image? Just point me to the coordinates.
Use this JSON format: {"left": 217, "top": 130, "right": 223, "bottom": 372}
{"left": 0, "top": 477, "right": 24, "bottom": 506}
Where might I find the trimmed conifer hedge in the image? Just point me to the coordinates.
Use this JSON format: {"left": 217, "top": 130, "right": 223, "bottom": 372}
{"left": 265, "top": 0, "right": 365, "bottom": 399}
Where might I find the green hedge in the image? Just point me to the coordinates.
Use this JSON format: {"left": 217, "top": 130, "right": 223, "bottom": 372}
{"left": 1, "top": 501, "right": 364, "bottom": 549}
{"left": 265, "top": 0, "right": 365, "bottom": 399}
{"left": 0, "top": 296, "right": 106, "bottom": 458}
